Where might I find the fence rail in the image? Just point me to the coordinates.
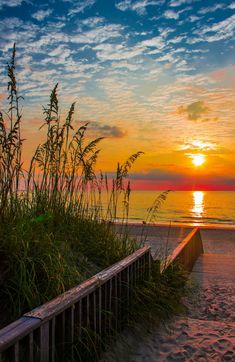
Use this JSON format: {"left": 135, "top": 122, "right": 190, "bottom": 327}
{"left": 0, "top": 245, "right": 151, "bottom": 362}
{"left": 0, "top": 227, "right": 204, "bottom": 361}
{"left": 161, "top": 226, "right": 203, "bottom": 272}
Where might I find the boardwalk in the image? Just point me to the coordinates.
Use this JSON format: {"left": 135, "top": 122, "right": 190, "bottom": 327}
{"left": 103, "top": 226, "right": 235, "bottom": 361}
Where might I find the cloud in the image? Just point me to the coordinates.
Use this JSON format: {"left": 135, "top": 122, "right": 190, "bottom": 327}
{"left": 115, "top": 0, "right": 132, "bottom": 11}
{"left": 71, "top": 24, "right": 123, "bottom": 45}
{"left": 0, "top": 16, "right": 23, "bottom": 30}
{"left": 168, "top": 35, "right": 184, "bottom": 44}
{"left": 94, "top": 42, "right": 144, "bottom": 61}
{"left": 90, "top": 122, "right": 126, "bottom": 138}
{"left": 115, "top": 0, "right": 164, "bottom": 15}
{"left": 32, "top": 10, "right": 52, "bottom": 21}
{"left": 67, "top": 0, "right": 96, "bottom": 17}
{"left": 188, "top": 15, "right": 200, "bottom": 22}
{"left": 190, "top": 14, "right": 235, "bottom": 43}
{"left": 0, "top": 0, "right": 24, "bottom": 9}
{"left": 178, "top": 101, "right": 210, "bottom": 121}
{"left": 111, "top": 60, "right": 141, "bottom": 71}
{"left": 198, "top": 3, "right": 226, "bottom": 15}
{"left": 81, "top": 16, "right": 105, "bottom": 27}
{"left": 131, "top": 169, "right": 185, "bottom": 182}
{"left": 141, "top": 35, "right": 165, "bottom": 49}
{"left": 180, "top": 140, "right": 217, "bottom": 152}
{"left": 156, "top": 53, "right": 175, "bottom": 63}
{"left": 130, "top": 168, "right": 235, "bottom": 190}
{"left": 169, "top": 0, "right": 192, "bottom": 7}
{"left": 164, "top": 10, "right": 179, "bottom": 19}
{"left": 47, "top": 45, "right": 72, "bottom": 64}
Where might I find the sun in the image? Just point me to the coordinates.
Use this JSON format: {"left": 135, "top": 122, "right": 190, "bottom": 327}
{"left": 192, "top": 154, "right": 205, "bottom": 166}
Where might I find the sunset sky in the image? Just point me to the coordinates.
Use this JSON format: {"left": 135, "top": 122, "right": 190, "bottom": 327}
{"left": 0, "top": 0, "right": 235, "bottom": 190}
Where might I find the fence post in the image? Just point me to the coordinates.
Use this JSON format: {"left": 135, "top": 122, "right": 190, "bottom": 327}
{"left": 40, "top": 322, "right": 50, "bottom": 362}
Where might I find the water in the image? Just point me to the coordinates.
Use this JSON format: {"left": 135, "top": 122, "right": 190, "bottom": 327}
{"left": 119, "top": 191, "right": 235, "bottom": 226}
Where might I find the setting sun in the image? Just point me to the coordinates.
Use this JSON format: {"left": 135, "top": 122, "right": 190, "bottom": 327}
{"left": 192, "top": 154, "right": 205, "bottom": 167}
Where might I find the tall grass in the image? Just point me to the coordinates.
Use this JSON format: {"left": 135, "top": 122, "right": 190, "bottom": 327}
{"left": 0, "top": 45, "right": 141, "bottom": 325}
{"left": 0, "top": 44, "right": 23, "bottom": 218}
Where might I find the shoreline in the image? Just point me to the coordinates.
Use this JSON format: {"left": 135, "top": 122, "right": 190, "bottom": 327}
{"left": 115, "top": 220, "right": 235, "bottom": 231}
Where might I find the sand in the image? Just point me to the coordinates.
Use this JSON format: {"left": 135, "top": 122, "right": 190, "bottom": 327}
{"left": 116, "top": 223, "right": 235, "bottom": 257}
{"left": 102, "top": 225, "right": 235, "bottom": 361}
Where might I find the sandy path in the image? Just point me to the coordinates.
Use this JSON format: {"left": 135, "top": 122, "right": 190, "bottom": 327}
{"left": 103, "top": 227, "right": 235, "bottom": 361}
{"left": 128, "top": 318, "right": 235, "bottom": 362}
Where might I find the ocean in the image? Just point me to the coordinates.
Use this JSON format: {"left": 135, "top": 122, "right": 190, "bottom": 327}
{"left": 117, "top": 191, "right": 235, "bottom": 227}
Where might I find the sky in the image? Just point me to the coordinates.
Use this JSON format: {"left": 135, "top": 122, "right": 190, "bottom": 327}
{"left": 0, "top": 0, "right": 235, "bottom": 190}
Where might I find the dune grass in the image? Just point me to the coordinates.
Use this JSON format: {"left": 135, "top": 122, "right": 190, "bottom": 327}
{"left": 0, "top": 45, "right": 141, "bottom": 326}
{"left": 0, "top": 45, "right": 188, "bottom": 357}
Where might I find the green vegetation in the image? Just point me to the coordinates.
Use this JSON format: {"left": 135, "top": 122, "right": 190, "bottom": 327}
{"left": 0, "top": 45, "right": 140, "bottom": 326}
{"left": 71, "top": 261, "right": 188, "bottom": 362}
{"left": 0, "top": 45, "right": 188, "bottom": 360}
{"left": 130, "top": 261, "right": 187, "bottom": 326}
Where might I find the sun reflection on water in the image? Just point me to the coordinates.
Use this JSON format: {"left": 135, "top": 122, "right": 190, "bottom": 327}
{"left": 192, "top": 191, "right": 204, "bottom": 218}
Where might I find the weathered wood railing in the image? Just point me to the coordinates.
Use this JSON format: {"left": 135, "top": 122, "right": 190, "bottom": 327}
{"left": 161, "top": 226, "right": 203, "bottom": 272}
{"left": 0, "top": 245, "right": 151, "bottom": 362}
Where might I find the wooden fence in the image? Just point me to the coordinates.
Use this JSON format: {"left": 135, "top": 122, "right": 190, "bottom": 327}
{"left": 0, "top": 227, "right": 204, "bottom": 361}
{"left": 161, "top": 226, "right": 203, "bottom": 272}
{"left": 0, "top": 246, "right": 151, "bottom": 362}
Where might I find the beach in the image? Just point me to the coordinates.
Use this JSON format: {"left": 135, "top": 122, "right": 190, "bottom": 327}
{"left": 103, "top": 224, "right": 235, "bottom": 361}
{"left": 115, "top": 223, "right": 235, "bottom": 257}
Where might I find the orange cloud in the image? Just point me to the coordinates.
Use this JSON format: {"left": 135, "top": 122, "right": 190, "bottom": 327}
{"left": 178, "top": 100, "right": 211, "bottom": 121}
{"left": 89, "top": 122, "right": 127, "bottom": 138}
